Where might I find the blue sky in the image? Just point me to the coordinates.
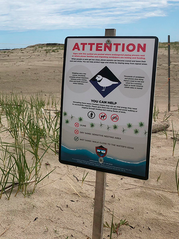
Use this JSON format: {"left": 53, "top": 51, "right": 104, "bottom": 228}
{"left": 0, "top": 0, "right": 179, "bottom": 49}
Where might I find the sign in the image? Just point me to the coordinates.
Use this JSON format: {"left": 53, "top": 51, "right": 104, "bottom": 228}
{"left": 59, "top": 36, "right": 158, "bottom": 180}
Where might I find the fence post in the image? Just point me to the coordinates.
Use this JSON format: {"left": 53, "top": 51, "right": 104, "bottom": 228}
{"left": 168, "top": 35, "right": 170, "bottom": 112}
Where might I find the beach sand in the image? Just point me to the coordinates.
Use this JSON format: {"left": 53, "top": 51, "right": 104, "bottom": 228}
{"left": 0, "top": 44, "right": 179, "bottom": 239}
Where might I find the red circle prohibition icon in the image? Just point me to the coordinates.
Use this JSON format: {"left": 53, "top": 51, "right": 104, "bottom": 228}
{"left": 74, "top": 129, "right": 79, "bottom": 135}
{"left": 74, "top": 122, "right": 79, "bottom": 127}
{"left": 99, "top": 112, "right": 107, "bottom": 121}
{"left": 111, "top": 114, "right": 119, "bottom": 122}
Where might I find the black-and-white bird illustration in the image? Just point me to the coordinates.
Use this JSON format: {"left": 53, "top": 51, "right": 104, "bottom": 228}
{"left": 95, "top": 75, "right": 119, "bottom": 91}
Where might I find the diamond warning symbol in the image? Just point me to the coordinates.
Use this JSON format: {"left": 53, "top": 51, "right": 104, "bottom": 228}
{"left": 90, "top": 66, "right": 121, "bottom": 98}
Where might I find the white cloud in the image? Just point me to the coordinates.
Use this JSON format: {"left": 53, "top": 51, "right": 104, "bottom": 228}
{"left": 0, "top": 0, "right": 178, "bottom": 30}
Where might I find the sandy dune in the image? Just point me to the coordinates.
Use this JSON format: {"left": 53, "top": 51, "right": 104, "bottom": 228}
{"left": 0, "top": 44, "right": 179, "bottom": 239}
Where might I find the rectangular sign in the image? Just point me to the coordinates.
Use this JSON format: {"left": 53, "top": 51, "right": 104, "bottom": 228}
{"left": 59, "top": 36, "right": 158, "bottom": 180}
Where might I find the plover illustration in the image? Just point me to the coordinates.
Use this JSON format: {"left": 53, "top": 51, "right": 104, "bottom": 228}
{"left": 96, "top": 75, "right": 119, "bottom": 91}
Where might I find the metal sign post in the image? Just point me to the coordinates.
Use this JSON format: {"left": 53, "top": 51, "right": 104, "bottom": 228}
{"left": 168, "top": 35, "right": 170, "bottom": 112}
{"left": 92, "top": 29, "right": 116, "bottom": 239}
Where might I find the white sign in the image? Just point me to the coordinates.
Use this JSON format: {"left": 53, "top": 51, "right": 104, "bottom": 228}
{"left": 59, "top": 36, "right": 158, "bottom": 179}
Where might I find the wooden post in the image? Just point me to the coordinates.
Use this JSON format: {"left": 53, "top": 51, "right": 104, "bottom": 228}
{"left": 92, "top": 28, "right": 116, "bottom": 239}
{"left": 92, "top": 171, "right": 106, "bottom": 239}
{"left": 105, "top": 28, "right": 116, "bottom": 36}
{"left": 168, "top": 35, "right": 170, "bottom": 112}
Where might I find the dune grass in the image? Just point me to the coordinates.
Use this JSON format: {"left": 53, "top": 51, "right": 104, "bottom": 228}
{"left": 159, "top": 41, "right": 179, "bottom": 52}
{"left": 0, "top": 93, "right": 60, "bottom": 199}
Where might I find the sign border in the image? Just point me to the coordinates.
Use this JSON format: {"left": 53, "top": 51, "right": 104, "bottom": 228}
{"left": 59, "top": 36, "right": 158, "bottom": 180}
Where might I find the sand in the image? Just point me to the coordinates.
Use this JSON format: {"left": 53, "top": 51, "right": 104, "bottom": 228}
{"left": 0, "top": 44, "right": 179, "bottom": 239}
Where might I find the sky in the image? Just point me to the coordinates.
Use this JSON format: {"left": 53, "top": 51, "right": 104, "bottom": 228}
{"left": 0, "top": 0, "right": 179, "bottom": 49}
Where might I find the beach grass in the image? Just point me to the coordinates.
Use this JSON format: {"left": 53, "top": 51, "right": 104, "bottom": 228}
{"left": 0, "top": 93, "right": 60, "bottom": 198}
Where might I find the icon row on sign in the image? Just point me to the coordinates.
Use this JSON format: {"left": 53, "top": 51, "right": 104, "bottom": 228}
{"left": 99, "top": 112, "right": 119, "bottom": 122}
{"left": 74, "top": 113, "right": 119, "bottom": 126}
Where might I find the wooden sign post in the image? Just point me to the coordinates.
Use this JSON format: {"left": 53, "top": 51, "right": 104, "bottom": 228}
{"left": 92, "top": 171, "right": 106, "bottom": 239}
{"left": 92, "top": 29, "right": 116, "bottom": 239}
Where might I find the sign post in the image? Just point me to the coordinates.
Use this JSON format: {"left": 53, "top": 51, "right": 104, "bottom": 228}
{"left": 92, "top": 29, "right": 116, "bottom": 239}
{"left": 92, "top": 170, "right": 106, "bottom": 239}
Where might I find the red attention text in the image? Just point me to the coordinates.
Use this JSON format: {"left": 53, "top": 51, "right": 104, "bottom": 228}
{"left": 72, "top": 42, "right": 146, "bottom": 52}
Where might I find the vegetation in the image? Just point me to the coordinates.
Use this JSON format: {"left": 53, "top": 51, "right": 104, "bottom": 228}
{"left": 153, "top": 103, "right": 159, "bottom": 122}
{"left": 172, "top": 122, "right": 179, "bottom": 156}
{"left": 81, "top": 171, "right": 89, "bottom": 185}
{"left": 127, "top": 123, "right": 132, "bottom": 128}
{"left": 175, "top": 158, "right": 179, "bottom": 195}
{"left": 30, "top": 43, "right": 64, "bottom": 53}
{"left": 0, "top": 94, "right": 60, "bottom": 199}
{"left": 104, "top": 212, "right": 130, "bottom": 238}
{"left": 0, "top": 43, "right": 64, "bottom": 55}
{"left": 159, "top": 41, "right": 179, "bottom": 52}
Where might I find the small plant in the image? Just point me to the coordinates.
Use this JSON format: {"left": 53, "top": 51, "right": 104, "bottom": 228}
{"left": 82, "top": 171, "right": 89, "bottom": 185}
{"left": 134, "top": 129, "right": 139, "bottom": 134}
{"left": 65, "top": 119, "right": 69, "bottom": 124}
{"left": 113, "top": 125, "right": 118, "bottom": 130}
{"left": 104, "top": 213, "right": 129, "bottom": 238}
{"left": 153, "top": 103, "right": 159, "bottom": 122}
{"left": 157, "top": 173, "right": 161, "bottom": 182}
{"left": 162, "top": 128, "right": 168, "bottom": 139}
{"left": 78, "top": 117, "right": 83, "bottom": 122}
{"left": 127, "top": 123, "right": 132, "bottom": 128}
{"left": 175, "top": 158, "right": 179, "bottom": 195}
{"left": 90, "top": 123, "right": 95, "bottom": 128}
{"left": 63, "top": 111, "right": 67, "bottom": 116}
{"left": 139, "top": 122, "right": 144, "bottom": 127}
{"left": 100, "top": 122, "right": 103, "bottom": 127}
{"left": 107, "top": 125, "right": 110, "bottom": 130}
{"left": 163, "top": 112, "right": 171, "bottom": 122}
{"left": 172, "top": 122, "right": 178, "bottom": 156}
{"left": 122, "top": 128, "right": 126, "bottom": 133}
{"left": 53, "top": 229, "right": 59, "bottom": 234}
